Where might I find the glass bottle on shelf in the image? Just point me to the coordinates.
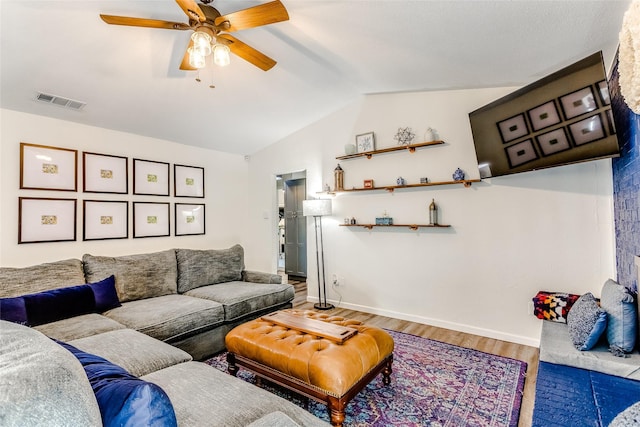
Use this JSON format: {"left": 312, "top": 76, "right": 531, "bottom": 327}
{"left": 429, "top": 199, "right": 438, "bottom": 225}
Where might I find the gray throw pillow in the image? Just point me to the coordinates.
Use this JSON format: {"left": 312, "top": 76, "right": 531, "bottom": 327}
{"left": 83, "top": 250, "right": 177, "bottom": 303}
{"left": 176, "top": 245, "right": 244, "bottom": 293}
{"left": 600, "top": 279, "right": 637, "bottom": 355}
{"left": 567, "top": 292, "right": 607, "bottom": 351}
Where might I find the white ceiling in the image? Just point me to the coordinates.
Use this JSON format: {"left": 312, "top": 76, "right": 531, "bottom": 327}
{"left": 0, "top": 1, "right": 631, "bottom": 155}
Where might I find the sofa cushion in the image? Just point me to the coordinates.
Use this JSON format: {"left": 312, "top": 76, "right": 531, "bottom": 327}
{"left": 0, "top": 321, "right": 102, "bottom": 426}
{"left": 0, "top": 276, "right": 120, "bottom": 327}
{"left": 104, "top": 294, "right": 225, "bottom": 342}
{"left": 69, "top": 329, "right": 193, "bottom": 377}
{"left": 184, "top": 281, "right": 294, "bottom": 322}
{"left": 0, "top": 258, "right": 85, "bottom": 297}
{"left": 142, "top": 361, "right": 329, "bottom": 426}
{"left": 176, "top": 245, "right": 244, "bottom": 293}
{"left": 57, "top": 340, "right": 177, "bottom": 427}
{"left": 601, "top": 279, "right": 637, "bottom": 355}
{"left": 35, "top": 313, "right": 126, "bottom": 341}
{"left": 567, "top": 292, "right": 607, "bottom": 351}
{"left": 83, "top": 250, "right": 177, "bottom": 302}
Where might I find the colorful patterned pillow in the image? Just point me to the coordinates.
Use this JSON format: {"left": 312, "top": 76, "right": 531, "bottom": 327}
{"left": 532, "top": 291, "right": 581, "bottom": 323}
{"left": 567, "top": 292, "right": 608, "bottom": 351}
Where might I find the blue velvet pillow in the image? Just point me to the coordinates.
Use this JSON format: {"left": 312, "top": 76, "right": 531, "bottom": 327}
{"left": 600, "top": 279, "right": 638, "bottom": 355}
{"left": 567, "top": 292, "right": 608, "bottom": 351}
{"left": 0, "top": 275, "right": 120, "bottom": 326}
{"left": 56, "top": 340, "right": 177, "bottom": 427}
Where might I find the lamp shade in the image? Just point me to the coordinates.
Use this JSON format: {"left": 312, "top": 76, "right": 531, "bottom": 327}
{"left": 303, "top": 199, "right": 332, "bottom": 217}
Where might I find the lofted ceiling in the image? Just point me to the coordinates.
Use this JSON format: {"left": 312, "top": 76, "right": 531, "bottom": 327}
{"left": 0, "top": 1, "right": 632, "bottom": 155}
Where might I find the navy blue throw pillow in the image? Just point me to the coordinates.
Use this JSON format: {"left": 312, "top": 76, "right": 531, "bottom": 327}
{"left": 56, "top": 340, "right": 177, "bottom": 427}
{"left": 0, "top": 275, "right": 120, "bottom": 326}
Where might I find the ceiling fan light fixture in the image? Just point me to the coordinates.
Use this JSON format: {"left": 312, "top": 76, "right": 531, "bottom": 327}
{"left": 191, "top": 30, "right": 212, "bottom": 57}
{"left": 188, "top": 47, "right": 207, "bottom": 69}
{"left": 213, "top": 43, "right": 231, "bottom": 67}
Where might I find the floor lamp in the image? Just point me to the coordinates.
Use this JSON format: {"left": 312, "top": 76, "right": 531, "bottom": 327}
{"left": 302, "top": 199, "right": 334, "bottom": 310}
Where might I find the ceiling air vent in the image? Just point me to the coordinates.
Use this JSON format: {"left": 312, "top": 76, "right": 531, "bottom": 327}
{"left": 35, "top": 92, "right": 86, "bottom": 111}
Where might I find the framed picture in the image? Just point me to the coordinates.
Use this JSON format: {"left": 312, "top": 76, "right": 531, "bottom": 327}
{"left": 18, "top": 197, "right": 77, "bottom": 244}
{"left": 133, "top": 202, "right": 170, "bottom": 238}
{"left": 133, "top": 159, "right": 170, "bottom": 196}
{"left": 536, "top": 128, "right": 571, "bottom": 156}
{"left": 363, "top": 179, "right": 374, "bottom": 188}
{"left": 505, "top": 139, "right": 539, "bottom": 168}
{"left": 20, "top": 143, "right": 77, "bottom": 191}
{"left": 559, "top": 86, "right": 597, "bottom": 120}
{"left": 83, "top": 200, "right": 128, "bottom": 241}
{"left": 597, "top": 80, "right": 611, "bottom": 106}
{"left": 568, "top": 114, "right": 606, "bottom": 146}
{"left": 174, "top": 164, "right": 204, "bottom": 198}
{"left": 83, "top": 152, "right": 128, "bottom": 194}
{"left": 175, "top": 203, "right": 205, "bottom": 236}
{"left": 497, "top": 114, "right": 529, "bottom": 144}
{"left": 527, "top": 100, "right": 561, "bottom": 132}
{"left": 355, "top": 132, "right": 375, "bottom": 153}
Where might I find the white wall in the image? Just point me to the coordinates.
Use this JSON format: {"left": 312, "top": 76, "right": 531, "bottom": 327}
{"left": 246, "top": 88, "right": 616, "bottom": 347}
{"left": 0, "top": 109, "right": 249, "bottom": 267}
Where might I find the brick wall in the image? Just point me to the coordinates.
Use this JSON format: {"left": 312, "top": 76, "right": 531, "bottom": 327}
{"left": 610, "top": 58, "right": 640, "bottom": 291}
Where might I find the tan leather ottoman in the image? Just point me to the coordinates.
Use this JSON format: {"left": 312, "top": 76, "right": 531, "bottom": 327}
{"left": 225, "top": 309, "right": 394, "bottom": 426}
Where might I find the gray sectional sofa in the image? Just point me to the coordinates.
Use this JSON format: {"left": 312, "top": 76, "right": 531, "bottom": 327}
{"left": 0, "top": 245, "right": 329, "bottom": 426}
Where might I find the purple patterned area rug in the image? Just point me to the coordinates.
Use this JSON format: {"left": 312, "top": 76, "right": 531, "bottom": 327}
{"left": 205, "top": 329, "right": 527, "bottom": 426}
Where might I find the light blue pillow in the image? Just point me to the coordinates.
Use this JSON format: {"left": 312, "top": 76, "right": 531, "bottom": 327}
{"left": 567, "top": 292, "right": 608, "bottom": 351}
{"left": 601, "top": 279, "right": 637, "bottom": 355}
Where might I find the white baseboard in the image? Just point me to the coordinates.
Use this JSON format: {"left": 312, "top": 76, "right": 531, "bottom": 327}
{"left": 306, "top": 296, "right": 540, "bottom": 348}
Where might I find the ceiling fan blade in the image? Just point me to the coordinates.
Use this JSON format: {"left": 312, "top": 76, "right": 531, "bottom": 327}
{"left": 214, "top": 0, "right": 289, "bottom": 33}
{"left": 217, "top": 34, "right": 277, "bottom": 71}
{"left": 100, "top": 15, "right": 191, "bottom": 30}
{"left": 180, "top": 39, "right": 197, "bottom": 70}
{"left": 176, "top": 0, "right": 207, "bottom": 22}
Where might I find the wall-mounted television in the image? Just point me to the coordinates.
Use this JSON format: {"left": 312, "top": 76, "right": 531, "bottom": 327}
{"left": 469, "top": 51, "right": 620, "bottom": 178}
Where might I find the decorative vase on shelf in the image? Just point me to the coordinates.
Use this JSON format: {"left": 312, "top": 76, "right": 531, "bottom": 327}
{"left": 344, "top": 144, "right": 356, "bottom": 155}
{"left": 334, "top": 164, "right": 344, "bottom": 191}
{"left": 429, "top": 198, "right": 438, "bottom": 225}
{"left": 424, "top": 127, "right": 435, "bottom": 142}
{"left": 452, "top": 168, "right": 465, "bottom": 181}
{"left": 396, "top": 176, "right": 406, "bottom": 186}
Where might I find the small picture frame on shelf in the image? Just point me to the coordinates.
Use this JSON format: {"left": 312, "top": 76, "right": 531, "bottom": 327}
{"left": 363, "top": 179, "right": 374, "bottom": 188}
{"left": 355, "top": 132, "right": 375, "bottom": 153}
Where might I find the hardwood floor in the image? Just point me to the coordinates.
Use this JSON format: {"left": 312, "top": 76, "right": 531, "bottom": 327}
{"left": 289, "top": 281, "right": 539, "bottom": 427}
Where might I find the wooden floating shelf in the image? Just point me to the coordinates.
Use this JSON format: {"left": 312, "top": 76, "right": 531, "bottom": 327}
{"left": 340, "top": 224, "right": 451, "bottom": 230}
{"left": 336, "top": 140, "right": 445, "bottom": 160}
{"left": 319, "top": 179, "right": 480, "bottom": 195}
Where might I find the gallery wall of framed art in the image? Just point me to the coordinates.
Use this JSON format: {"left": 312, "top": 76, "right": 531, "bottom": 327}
{"left": 16, "top": 142, "right": 206, "bottom": 244}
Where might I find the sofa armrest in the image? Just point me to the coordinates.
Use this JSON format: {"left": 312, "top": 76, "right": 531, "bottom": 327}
{"left": 242, "top": 270, "right": 282, "bottom": 284}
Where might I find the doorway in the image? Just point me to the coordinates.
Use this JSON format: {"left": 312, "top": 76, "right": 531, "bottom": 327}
{"left": 276, "top": 172, "right": 307, "bottom": 280}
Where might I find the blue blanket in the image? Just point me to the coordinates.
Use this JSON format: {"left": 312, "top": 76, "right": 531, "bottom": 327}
{"left": 533, "top": 361, "right": 640, "bottom": 426}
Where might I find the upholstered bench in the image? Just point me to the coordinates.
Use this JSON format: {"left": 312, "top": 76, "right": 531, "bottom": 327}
{"left": 225, "top": 309, "right": 394, "bottom": 426}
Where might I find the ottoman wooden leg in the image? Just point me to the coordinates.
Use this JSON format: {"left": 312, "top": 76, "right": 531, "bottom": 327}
{"left": 227, "top": 352, "right": 239, "bottom": 377}
{"left": 327, "top": 396, "right": 346, "bottom": 427}
{"left": 382, "top": 358, "right": 393, "bottom": 386}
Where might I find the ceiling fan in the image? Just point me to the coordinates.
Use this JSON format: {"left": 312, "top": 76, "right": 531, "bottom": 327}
{"left": 100, "top": 0, "right": 289, "bottom": 71}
